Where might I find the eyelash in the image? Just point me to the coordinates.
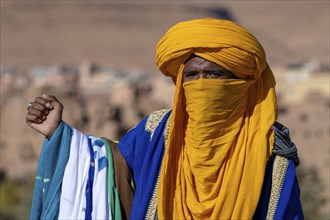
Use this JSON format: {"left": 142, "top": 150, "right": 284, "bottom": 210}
{"left": 184, "top": 73, "right": 197, "bottom": 78}
{"left": 208, "top": 72, "right": 221, "bottom": 77}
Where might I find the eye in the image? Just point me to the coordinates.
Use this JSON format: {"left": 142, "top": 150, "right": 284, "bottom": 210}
{"left": 207, "top": 72, "right": 222, "bottom": 78}
{"left": 183, "top": 71, "right": 197, "bottom": 79}
{"left": 207, "top": 70, "right": 237, "bottom": 79}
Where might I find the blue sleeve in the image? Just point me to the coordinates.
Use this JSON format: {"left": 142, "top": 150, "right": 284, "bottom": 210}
{"left": 30, "top": 121, "right": 73, "bottom": 220}
{"left": 254, "top": 157, "right": 304, "bottom": 220}
{"left": 276, "top": 160, "right": 304, "bottom": 219}
{"left": 117, "top": 116, "right": 151, "bottom": 183}
{"left": 117, "top": 110, "right": 171, "bottom": 219}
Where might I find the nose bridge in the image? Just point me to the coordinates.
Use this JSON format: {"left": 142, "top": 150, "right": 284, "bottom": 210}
{"left": 197, "top": 72, "right": 207, "bottom": 79}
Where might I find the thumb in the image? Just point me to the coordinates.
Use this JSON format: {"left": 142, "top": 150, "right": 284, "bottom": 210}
{"left": 42, "top": 94, "right": 63, "bottom": 110}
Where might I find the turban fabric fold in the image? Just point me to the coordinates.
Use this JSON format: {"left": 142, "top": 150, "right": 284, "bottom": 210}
{"left": 156, "top": 18, "right": 278, "bottom": 219}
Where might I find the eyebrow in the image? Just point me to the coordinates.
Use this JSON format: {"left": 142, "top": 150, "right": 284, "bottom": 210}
{"left": 204, "top": 69, "right": 232, "bottom": 74}
{"left": 183, "top": 69, "right": 234, "bottom": 75}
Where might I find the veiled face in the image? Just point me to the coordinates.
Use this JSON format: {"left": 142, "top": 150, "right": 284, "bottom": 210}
{"left": 183, "top": 55, "right": 238, "bottom": 83}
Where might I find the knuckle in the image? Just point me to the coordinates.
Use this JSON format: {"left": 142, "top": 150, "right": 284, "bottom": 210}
{"left": 34, "top": 96, "right": 42, "bottom": 102}
{"left": 36, "top": 111, "right": 44, "bottom": 118}
{"left": 30, "top": 115, "right": 38, "bottom": 121}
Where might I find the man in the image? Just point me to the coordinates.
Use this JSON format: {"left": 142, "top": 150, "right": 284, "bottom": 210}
{"left": 26, "top": 18, "right": 303, "bottom": 219}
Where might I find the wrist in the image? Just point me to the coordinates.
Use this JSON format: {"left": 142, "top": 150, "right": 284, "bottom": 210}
{"left": 46, "top": 121, "right": 62, "bottom": 140}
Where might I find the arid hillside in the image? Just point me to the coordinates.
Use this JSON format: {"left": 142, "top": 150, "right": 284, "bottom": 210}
{"left": 1, "top": 1, "right": 329, "bottom": 72}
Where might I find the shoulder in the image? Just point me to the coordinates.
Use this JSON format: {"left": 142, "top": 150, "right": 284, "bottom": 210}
{"left": 272, "top": 121, "right": 300, "bottom": 166}
{"left": 145, "top": 109, "right": 171, "bottom": 136}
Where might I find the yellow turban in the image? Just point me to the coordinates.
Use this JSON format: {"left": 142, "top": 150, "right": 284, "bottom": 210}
{"left": 156, "top": 18, "right": 278, "bottom": 219}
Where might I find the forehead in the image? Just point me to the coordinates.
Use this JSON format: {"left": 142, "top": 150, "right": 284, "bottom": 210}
{"left": 184, "top": 55, "right": 224, "bottom": 70}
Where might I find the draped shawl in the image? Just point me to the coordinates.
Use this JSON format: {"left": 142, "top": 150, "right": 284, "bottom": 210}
{"left": 155, "top": 18, "right": 278, "bottom": 219}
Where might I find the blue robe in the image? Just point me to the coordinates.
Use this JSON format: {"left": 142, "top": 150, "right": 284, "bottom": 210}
{"left": 118, "top": 109, "right": 304, "bottom": 219}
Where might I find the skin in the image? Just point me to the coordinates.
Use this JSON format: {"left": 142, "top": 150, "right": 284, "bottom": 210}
{"left": 26, "top": 94, "right": 63, "bottom": 139}
{"left": 26, "top": 56, "right": 237, "bottom": 138}
{"left": 183, "top": 55, "right": 237, "bottom": 82}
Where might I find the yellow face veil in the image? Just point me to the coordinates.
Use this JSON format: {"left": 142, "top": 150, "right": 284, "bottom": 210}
{"left": 155, "top": 18, "right": 278, "bottom": 219}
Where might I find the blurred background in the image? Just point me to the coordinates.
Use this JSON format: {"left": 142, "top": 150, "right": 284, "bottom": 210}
{"left": 0, "top": 1, "right": 329, "bottom": 219}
